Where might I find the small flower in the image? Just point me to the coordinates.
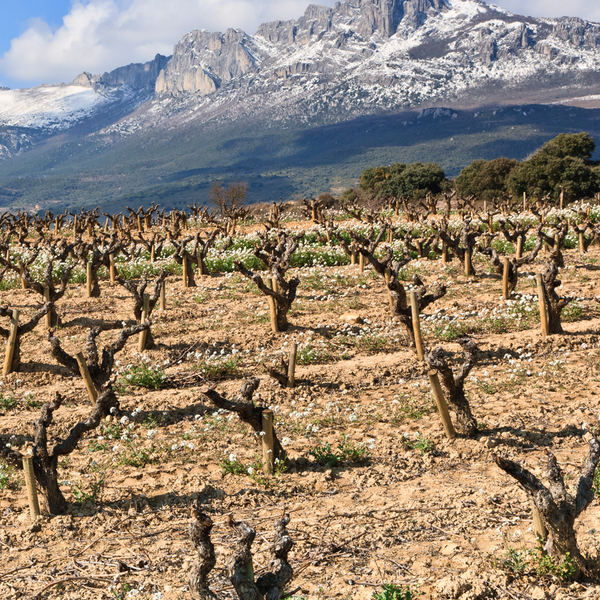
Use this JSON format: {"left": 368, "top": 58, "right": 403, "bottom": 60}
{"left": 281, "top": 437, "right": 291, "bottom": 446}
{"left": 247, "top": 466, "right": 254, "bottom": 475}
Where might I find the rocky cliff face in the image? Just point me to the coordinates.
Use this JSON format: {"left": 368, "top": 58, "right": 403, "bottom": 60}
{"left": 71, "top": 54, "right": 170, "bottom": 93}
{"left": 154, "top": 29, "right": 258, "bottom": 96}
{"left": 155, "top": 0, "right": 451, "bottom": 97}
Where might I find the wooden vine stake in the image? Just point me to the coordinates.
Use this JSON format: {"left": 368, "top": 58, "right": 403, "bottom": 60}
{"left": 515, "top": 236, "right": 523, "bottom": 260}
{"left": 3, "top": 309, "right": 19, "bottom": 376}
{"left": 23, "top": 456, "right": 40, "bottom": 520}
{"left": 464, "top": 249, "right": 472, "bottom": 277}
{"left": 160, "top": 281, "right": 166, "bottom": 310}
{"left": 536, "top": 274, "right": 549, "bottom": 338}
{"left": 18, "top": 259, "right": 26, "bottom": 290}
{"left": 428, "top": 370, "right": 456, "bottom": 440}
{"left": 502, "top": 257, "right": 510, "bottom": 300}
{"left": 261, "top": 409, "right": 275, "bottom": 474}
{"left": 442, "top": 242, "right": 449, "bottom": 264}
{"left": 579, "top": 232, "right": 585, "bottom": 254}
{"left": 109, "top": 253, "right": 117, "bottom": 283}
{"left": 138, "top": 294, "right": 150, "bottom": 352}
{"left": 75, "top": 351, "right": 98, "bottom": 404}
{"left": 359, "top": 252, "right": 365, "bottom": 273}
{"left": 531, "top": 501, "right": 548, "bottom": 541}
{"left": 287, "top": 342, "right": 297, "bottom": 388}
{"left": 409, "top": 291, "right": 424, "bottom": 361}
{"left": 86, "top": 262, "right": 93, "bottom": 298}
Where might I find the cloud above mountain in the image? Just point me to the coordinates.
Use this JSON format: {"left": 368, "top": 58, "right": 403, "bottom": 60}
{"left": 493, "top": 1, "right": 600, "bottom": 22}
{"left": 0, "top": 0, "right": 336, "bottom": 86}
{"left": 1, "top": 0, "right": 599, "bottom": 88}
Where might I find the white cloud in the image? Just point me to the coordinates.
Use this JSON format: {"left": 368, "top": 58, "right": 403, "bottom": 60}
{"left": 0, "top": 0, "right": 335, "bottom": 86}
{"left": 493, "top": 0, "right": 600, "bottom": 22}
{"left": 1, "top": 0, "right": 599, "bottom": 88}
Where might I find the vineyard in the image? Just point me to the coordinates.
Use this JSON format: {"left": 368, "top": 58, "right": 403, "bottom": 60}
{"left": 2, "top": 195, "right": 600, "bottom": 600}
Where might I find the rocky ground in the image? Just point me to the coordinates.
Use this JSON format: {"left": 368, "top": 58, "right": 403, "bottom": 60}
{"left": 1, "top": 220, "right": 600, "bottom": 599}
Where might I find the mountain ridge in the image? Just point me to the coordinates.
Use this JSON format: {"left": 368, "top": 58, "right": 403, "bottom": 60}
{"left": 1, "top": 0, "right": 600, "bottom": 211}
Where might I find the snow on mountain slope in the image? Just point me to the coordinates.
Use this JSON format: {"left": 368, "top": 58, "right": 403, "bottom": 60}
{"left": 0, "top": 85, "right": 111, "bottom": 130}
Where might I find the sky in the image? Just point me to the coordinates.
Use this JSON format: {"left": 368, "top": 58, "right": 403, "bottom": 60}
{"left": 1, "top": 0, "right": 599, "bottom": 90}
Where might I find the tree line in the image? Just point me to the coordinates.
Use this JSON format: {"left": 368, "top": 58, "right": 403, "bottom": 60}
{"left": 355, "top": 132, "right": 600, "bottom": 203}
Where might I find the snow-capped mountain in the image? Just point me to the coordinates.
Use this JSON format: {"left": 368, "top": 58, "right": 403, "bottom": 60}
{"left": 1, "top": 0, "right": 600, "bottom": 210}
{"left": 2, "top": 0, "right": 600, "bottom": 142}
{"left": 105, "top": 0, "right": 600, "bottom": 132}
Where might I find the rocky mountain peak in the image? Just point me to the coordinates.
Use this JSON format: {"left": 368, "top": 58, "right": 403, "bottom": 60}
{"left": 155, "top": 0, "right": 451, "bottom": 98}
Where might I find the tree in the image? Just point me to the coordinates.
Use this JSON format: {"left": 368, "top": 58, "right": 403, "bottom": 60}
{"left": 508, "top": 133, "right": 599, "bottom": 201}
{"left": 456, "top": 158, "right": 518, "bottom": 200}
{"left": 538, "top": 132, "right": 595, "bottom": 161}
{"left": 209, "top": 182, "right": 249, "bottom": 235}
{"left": 210, "top": 182, "right": 248, "bottom": 216}
{"left": 359, "top": 162, "right": 446, "bottom": 200}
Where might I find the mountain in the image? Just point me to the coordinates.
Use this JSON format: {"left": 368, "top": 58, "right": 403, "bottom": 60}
{"left": 1, "top": 0, "right": 600, "bottom": 211}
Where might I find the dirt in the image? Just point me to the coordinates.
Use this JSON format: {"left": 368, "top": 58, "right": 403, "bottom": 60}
{"left": 1, "top": 221, "right": 600, "bottom": 600}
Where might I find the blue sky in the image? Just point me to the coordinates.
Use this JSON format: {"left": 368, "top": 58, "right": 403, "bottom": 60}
{"left": 0, "top": 1, "right": 598, "bottom": 90}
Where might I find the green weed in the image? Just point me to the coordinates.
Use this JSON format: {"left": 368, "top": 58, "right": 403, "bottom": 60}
{"left": 372, "top": 583, "right": 421, "bottom": 600}
{"left": 116, "top": 361, "right": 166, "bottom": 391}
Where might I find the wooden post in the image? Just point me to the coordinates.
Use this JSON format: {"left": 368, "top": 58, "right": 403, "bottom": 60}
{"left": 3, "top": 309, "right": 19, "bottom": 376}
{"left": 359, "top": 252, "right": 365, "bottom": 273}
{"left": 560, "top": 188, "right": 564, "bottom": 210}
{"left": 261, "top": 409, "right": 275, "bottom": 474}
{"left": 387, "top": 228, "right": 392, "bottom": 244}
{"left": 442, "top": 242, "right": 449, "bottom": 264}
{"left": 516, "top": 236, "right": 523, "bottom": 260}
{"left": 532, "top": 501, "right": 548, "bottom": 541}
{"left": 523, "top": 192, "right": 527, "bottom": 212}
{"left": 76, "top": 351, "right": 98, "bottom": 404}
{"left": 536, "top": 274, "right": 548, "bottom": 338}
{"left": 150, "top": 244, "right": 155, "bottom": 263}
{"left": 182, "top": 255, "right": 189, "bottom": 288}
{"left": 138, "top": 294, "right": 150, "bottom": 352}
{"left": 265, "top": 277, "right": 278, "bottom": 333}
{"left": 137, "top": 214, "right": 142, "bottom": 231}
{"left": 428, "top": 370, "right": 456, "bottom": 440}
{"left": 160, "top": 281, "right": 166, "bottom": 310}
{"left": 54, "top": 217, "right": 60, "bottom": 233}
{"left": 86, "top": 262, "right": 93, "bottom": 298}
{"left": 17, "top": 259, "right": 26, "bottom": 289}
{"left": 287, "top": 342, "right": 297, "bottom": 388}
{"left": 502, "top": 257, "right": 510, "bottom": 300}
{"left": 22, "top": 456, "right": 40, "bottom": 520}
{"left": 109, "top": 253, "right": 117, "bottom": 283}
{"left": 579, "top": 232, "right": 585, "bottom": 254}
{"left": 43, "top": 287, "right": 52, "bottom": 327}
{"left": 464, "top": 249, "right": 472, "bottom": 277}
{"left": 554, "top": 233, "right": 560, "bottom": 250}
{"left": 409, "top": 291, "right": 424, "bottom": 361}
